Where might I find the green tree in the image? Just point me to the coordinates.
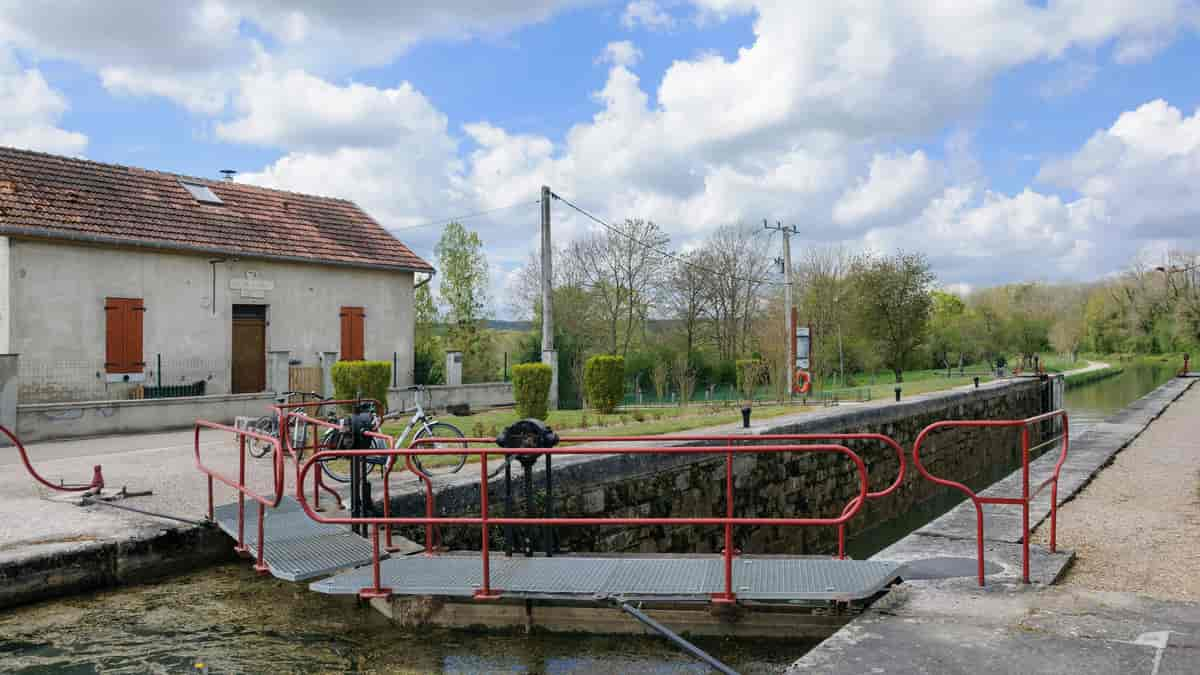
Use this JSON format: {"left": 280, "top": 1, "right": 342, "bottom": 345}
{"left": 929, "top": 290, "right": 966, "bottom": 375}
{"left": 850, "top": 252, "right": 936, "bottom": 383}
{"left": 435, "top": 222, "right": 498, "bottom": 382}
{"left": 413, "top": 278, "right": 443, "bottom": 384}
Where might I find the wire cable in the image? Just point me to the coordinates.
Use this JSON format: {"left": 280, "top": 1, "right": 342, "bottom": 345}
{"left": 387, "top": 199, "right": 540, "bottom": 232}
{"left": 550, "top": 191, "right": 785, "bottom": 287}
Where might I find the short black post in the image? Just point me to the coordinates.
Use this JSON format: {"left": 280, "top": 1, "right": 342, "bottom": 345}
{"left": 350, "top": 455, "right": 364, "bottom": 537}
{"left": 392, "top": 352, "right": 398, "bottom": 387}
{"left": 157, "top": 353, "right": 162, "bottom": 389}
{"left": 522, "top": 461, "right": 535, "bottom": 556}
{"left": 974, "top": 376, "right": 980, "bottom": 388}
{"left": 543, "top": 455, "right": 555, "bottom": 557}
{"left": 894, "top": 386, "right": 902, "bottom": 402}
{"left": 504, "top": 458, "right": 513, "bottom": 556}
{"left": 741, "top": 406, "right": 751, "bottom": 428}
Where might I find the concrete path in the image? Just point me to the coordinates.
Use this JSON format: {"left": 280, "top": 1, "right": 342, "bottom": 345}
{"left": 1033, "top": 381, "right": 1200, "bottom": 600}
{"left": 1062, "top": 359, "right": 1110, "bottom": 376}
{"left": 791, "top": 377, "right": 1199, "bottom": 674}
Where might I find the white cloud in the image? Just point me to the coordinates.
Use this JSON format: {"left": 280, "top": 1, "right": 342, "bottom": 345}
{"left": 1038, "top": 61, "right": 1099, "bottom": 100}
{"left": 598, "top": 41, "right": 643, "bottom": 68}
{"left": 833, "top": 151, "right": 941, "bottom": 230}
{"left": 217, "top": 63, "right": 450, "bottom": 152}
{"left": 0, "top": 50, "right": 86, "bottom": 154}
{"left": 0, "top": 1, "right": 587, "bottom": 113}
{"left": 622, "top": 1, "right": 675, "bottom": 31}
{"left": 1038, "top": 99, "right": 1200, "bottom": 238}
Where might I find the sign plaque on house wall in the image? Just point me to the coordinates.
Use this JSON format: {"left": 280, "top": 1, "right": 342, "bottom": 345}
{"left": 229, "top": 271, "right": 275, "bottom": 298}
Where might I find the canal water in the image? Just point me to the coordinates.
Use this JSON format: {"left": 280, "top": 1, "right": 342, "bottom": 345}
{"left": 843, "top": 359, "right": 1180, "bottom": 559}
{"left": 0, "top": 562, "right": 810, "bottom": 673}
{"left": 0, "top": 361, "right": 1178, "bottom": 673}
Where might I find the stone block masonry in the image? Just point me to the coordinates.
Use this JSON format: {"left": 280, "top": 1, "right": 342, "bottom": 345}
{"left": 392, "top": 377, "right": 1055, "bottom": 557}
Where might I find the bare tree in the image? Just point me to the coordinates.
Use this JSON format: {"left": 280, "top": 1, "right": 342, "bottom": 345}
{"left": 696, "top": 224, "right": 772, "bottom": 360}
{"left": 673, "top": 354, "right": 696, "bottom": 407}
{"left": 663, "top": 251, "right": 707, "bottom": 357}
{"left": 565, "top": 219, "right": 670, "bottom": 356}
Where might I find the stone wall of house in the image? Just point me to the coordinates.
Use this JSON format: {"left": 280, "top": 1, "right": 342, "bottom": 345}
{"left": 393, "top": 377, "right": 1057, "bottom": 557}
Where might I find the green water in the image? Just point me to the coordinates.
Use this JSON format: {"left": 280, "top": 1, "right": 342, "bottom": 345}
{"left": 1063, "top": 360, "right": 1179, "bottom": 434}
{"left": 0, "top": 563, "right": 811, "bottom": 673}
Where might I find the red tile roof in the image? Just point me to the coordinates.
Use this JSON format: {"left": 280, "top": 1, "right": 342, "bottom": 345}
{"left": 0, "top": 145, "right": 433, "bottom": 273}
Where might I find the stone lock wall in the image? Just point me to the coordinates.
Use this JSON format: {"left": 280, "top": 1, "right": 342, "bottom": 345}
{"left": 394, "top": 377, "right": 1056, "bottom": 556}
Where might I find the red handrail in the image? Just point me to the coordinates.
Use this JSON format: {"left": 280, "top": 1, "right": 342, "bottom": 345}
{"left": 194, "top": 420, "right": 284, "bottom": 575}
{"left": 280, "top": 410, "right": 350, "bottom": 510}
{"left": 548, "top": 433, "right": 906, "bottom": 559}
{"left": 911, "top": 410, "right": 1069, "bottom": 585}
{"left": 273, "top": 399, "right": 381, "bottom": 510}
{"left": 296, "top": 441, "right": 869, "bottom": 601}
{"left": 2, "top": 424, "right": 104, "bottom": 492}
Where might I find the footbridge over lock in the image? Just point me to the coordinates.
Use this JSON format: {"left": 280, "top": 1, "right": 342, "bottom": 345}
{"left": 163, "top": 375, "right": 1068, "bottom": 668}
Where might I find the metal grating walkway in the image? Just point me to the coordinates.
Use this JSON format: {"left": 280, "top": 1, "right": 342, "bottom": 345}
{"left": 212, "top": 497, "right": 382, "bottom": 582}
{"left": 310, "top": 555, "right": 901, "bottom": 602}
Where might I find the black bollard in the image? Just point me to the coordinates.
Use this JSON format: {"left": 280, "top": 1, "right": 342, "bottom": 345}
{"left": 894, "top": 386, "right": 902, "bottom": 402}
{"left": 741, "top": 406, "right": 752, "bottom": 428}
{"left": 974, "top": 377, "right": 980, "bottom": 388}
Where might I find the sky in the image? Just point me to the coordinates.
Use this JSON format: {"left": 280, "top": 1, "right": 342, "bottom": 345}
{"left": 2, "top": 1, "right": 1200, "bottom": 318}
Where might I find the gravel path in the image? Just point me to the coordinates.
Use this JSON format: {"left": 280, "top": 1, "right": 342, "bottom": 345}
{"left": 1033, "top": 383, "right": 1200, "bottom": 600}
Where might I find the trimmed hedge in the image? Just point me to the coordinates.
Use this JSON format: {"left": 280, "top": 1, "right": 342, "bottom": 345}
{"left": 584, "top": 355, "right": 625, "bottom": 414}
{"left": 512, "top": 363, "right": 553, "bottom": 419}
{"left": 1064, "top": 365, "right": 1124, "bottom": 389}
{"left": 331, "top": 360, "right": 391, "bottom": 411}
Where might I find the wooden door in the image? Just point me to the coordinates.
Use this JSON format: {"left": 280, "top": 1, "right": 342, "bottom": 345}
{"left": 232, "top": 312, "right": 266, "bottom": 394}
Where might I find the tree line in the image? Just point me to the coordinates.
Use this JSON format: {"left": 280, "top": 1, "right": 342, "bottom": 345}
{"left": 417, "top": 219, "right": 1200, "bottom": 404}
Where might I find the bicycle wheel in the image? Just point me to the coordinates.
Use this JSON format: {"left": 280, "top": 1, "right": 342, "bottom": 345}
{"left": 318, "top": 430, "right": 382, "bottom": 484}
{"left": 410, "top": 422, "right": 468, "bottom": 477}
{"left": 247, "top": 416, "right": 277, "bottom": 458}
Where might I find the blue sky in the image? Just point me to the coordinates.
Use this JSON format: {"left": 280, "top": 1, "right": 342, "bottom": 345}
{"left": 3, "top": 2, "right": 1200, "bottom": 317}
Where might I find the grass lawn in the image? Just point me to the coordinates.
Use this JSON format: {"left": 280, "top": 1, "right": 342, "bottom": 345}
{"left": 380, "top": 369, "right": 995, "bottom": 470}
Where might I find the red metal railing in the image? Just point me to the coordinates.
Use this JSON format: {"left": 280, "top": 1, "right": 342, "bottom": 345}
{"left": 2, "top": 424, "right": 104, "bottom": 493}
{"left": 194, "top": 420, "right": 284, "bottom": 575}
{"left": 911, "top": 410, "right": 1069, "bottom": 586}
{"left": 295, "top": 439, "right": 870, "bottom": 601}
{"left": 552, "top": 434, "right": 906, "bottom": 560}
{"left": 272, "top": 398, "right": 382, "bottom": 511}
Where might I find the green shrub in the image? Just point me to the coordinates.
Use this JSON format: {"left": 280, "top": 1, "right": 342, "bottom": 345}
{"left": 331, "top": 360, "right": 391, "bottom": 411}
{"left": 584, "top": 355, "right": 625, "bottom": 414}
{"left": 512, "top": 362, "right": 552, "bottom": 419}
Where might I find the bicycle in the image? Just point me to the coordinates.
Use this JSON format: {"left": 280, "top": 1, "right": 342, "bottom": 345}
{"left": 247, "top": 391, "right": 323, "bottom": 459}
{"left": 383, "top": 385, "right": 468, "bottom": 479}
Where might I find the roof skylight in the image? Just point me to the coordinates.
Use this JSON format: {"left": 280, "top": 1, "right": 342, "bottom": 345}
{"left": 180, "top": 181, "right": 223, "bottom": 204}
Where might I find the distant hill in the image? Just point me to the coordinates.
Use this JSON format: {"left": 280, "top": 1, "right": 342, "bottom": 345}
{"left": 487, "top": 320, "right": 533, "bottom": 331}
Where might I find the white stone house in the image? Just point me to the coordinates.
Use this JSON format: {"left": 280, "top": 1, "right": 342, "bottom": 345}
{"left": 0, "top": 146, "right": 434, "bottom": 403}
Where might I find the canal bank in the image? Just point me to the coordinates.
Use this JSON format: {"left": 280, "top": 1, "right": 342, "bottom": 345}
{"left": 790, "top": 373, "right": 1199, "bottom": 673}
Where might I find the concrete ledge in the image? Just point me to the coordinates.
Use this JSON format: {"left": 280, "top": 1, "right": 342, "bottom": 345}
{"left": 16, "top": 392, "right": 276, "bottom": 442}
{"left": 0, "top": 524, "right": 231, "bottom": 610}
{"left": 388, "top": 381, "right": 514, "bottom": 413}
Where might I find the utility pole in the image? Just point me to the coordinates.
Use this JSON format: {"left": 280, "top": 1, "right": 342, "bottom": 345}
{"left": 765, "top": 220, "right": 797, "bottom": 397}
{"left": 541, "top": 186, "right": 558, "bottom": 409}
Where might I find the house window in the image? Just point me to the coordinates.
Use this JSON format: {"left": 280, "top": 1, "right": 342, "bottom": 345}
{"left": 105, "top": 297, "right": 145, "bottom": 373}
{"left": 340, "top": 306, "right": 365, "bottom": 361}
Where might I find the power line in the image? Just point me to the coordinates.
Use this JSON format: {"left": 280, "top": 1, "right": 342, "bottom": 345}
{"left": 388, "top": 199, "right": 540, "bottom": 233}
{"left": 549, "top": 191, "right": 785, "bottom": 287}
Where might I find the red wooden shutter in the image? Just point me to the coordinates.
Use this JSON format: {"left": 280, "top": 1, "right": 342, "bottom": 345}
{"left": 104, "top": 297, "right": 145, "bottom": 373}
{"left": 340, "top": 306, "right": 365, "bottom": 361}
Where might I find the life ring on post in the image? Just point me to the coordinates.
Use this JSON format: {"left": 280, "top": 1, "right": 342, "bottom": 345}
{"left": 793, "top": 369, "right": 812, "bottom": 394}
